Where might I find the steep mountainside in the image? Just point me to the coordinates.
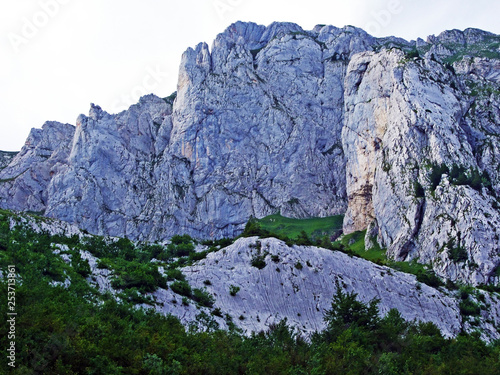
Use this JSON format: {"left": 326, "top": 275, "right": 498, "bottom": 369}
{"left": 0, "top": 22, "right": 499, "bottom": 285}
{"left": 4, "top": 211, "right": 500, "bottom": 342}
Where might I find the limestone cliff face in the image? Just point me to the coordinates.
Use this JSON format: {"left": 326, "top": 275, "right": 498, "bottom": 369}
{"left": 2, "top": 22, "right": 363, "bottom": 239}
{"left": 0, "top": 23, "right": 499, "bottom": 285}
{"left": 0, "top": 122, "right": 74, "bottom": 212}
{"left": 181, "top": 237, "right": 466, "bottom": 339}
{"left": 342, "top": 30, "right": 500, "bottom": 285}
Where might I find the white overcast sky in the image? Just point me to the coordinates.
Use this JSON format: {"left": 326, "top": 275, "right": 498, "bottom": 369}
{"left": 0, "top": 0, "right": 499, "bottom": 151}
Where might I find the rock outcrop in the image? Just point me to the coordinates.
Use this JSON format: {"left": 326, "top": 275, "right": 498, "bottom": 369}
{"left": 6, "top": 204, "right": 500, "bottom": 342}
{"left": 0, "top": 23, "right": 499, "bottom": 285}
{"left": 342, "top": 33, "right": 500, "bottom": 286}
{"left": 0, "top": 122, "right": 74, "bottom": 213}
{"left": 58, "top": 233, "right": 500, "bottom": 342}
{"left": 182, "top": 237, "right": 466, "bottom": 339}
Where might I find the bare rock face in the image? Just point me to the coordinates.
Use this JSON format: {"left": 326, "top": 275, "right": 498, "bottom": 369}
{"left": 74, "top": 233, "right": 500, "bottom": 342}
{"left": 0, "top": 23, "right": 499, "bottom": 286}
{"left": 46, "top": 97, "right": 171, "bottom": 239}
{"left": 2, "top": 22, "right": 369, "bottom": 240}
{"left": 342, "top": 44, "right": 500, "bottom": 286}
{"left": 0, "top": 122, "right": 75, "bottom": 213}
{"left": 182, "top": 237, "right": 465, "bottom": 339}
{"left": 10, "top": 211, "right": 500, "bottom": 341}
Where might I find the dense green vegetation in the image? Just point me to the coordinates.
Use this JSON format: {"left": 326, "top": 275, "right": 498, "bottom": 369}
{"left": 1, "top": 210, "right": 500, "bottom": 373}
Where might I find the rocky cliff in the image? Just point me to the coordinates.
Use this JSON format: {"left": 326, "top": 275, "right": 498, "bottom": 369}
{"left": 0, "top": 22, "right": 499, "bottom": 285}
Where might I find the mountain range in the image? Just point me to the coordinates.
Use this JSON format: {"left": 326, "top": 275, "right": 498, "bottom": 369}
{"left": 1, "top": 21, "right": 500, "bottom": 344}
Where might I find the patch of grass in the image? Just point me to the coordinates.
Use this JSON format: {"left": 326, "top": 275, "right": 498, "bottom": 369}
{"left": 256, "top": 213, "right": 344, "bottom": 241}
{"left": 333, "top": 230, "right": 443, "bottom": 288}
{"left": 337, "top": 230, "right": 385, "bottom": 263}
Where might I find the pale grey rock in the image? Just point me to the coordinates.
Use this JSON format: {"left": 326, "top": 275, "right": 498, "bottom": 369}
{"left": 424, "top": 28, "right": 500, "bottom": 63}
{"left": 70, "top": 235, "right": 493, "bottom": 340}
{"left": 50, "top": 277, "right": 71, "bottom": 289}
{"left": 80, "top": 250, "right": 115, "bottom": 293}
{"left": 454, "top": 57, "right": 500, "bottom": 84}
{"left": 0, "top": 23, "right": 499, "bottom": 287}
{"left": 416, "top": 37, "right": 428, "bottom": 49}
{"left": 6, "top": 213, "right": 500, "bottom": 341}
{"left": 34, "top": 22, "right": 368, "bottom": 240}
{"left": 364, "top": 219, "right": 379, "bottom": 251}
{"left": 0, "top": 121, "right": 74, "bottom": 213}
{"left": 8, "top": 211, "right": 86, "bottom": 238}
{"left": 43, "top": 95, "right": 173, "bottom": 239}
{"left": 342, "top": 48, "right": 500, "bottom": 285}
{"left": 181, "top": 237, "right": 468, "bottom": 339}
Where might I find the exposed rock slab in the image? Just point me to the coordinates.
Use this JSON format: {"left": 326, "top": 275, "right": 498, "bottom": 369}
{"left": 183, "top": 237, "right": 464, "bottom": 338}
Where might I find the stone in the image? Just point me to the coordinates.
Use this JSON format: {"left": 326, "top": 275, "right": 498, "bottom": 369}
{"left": 0, "top": 23, "right": 499, "bottom": 286}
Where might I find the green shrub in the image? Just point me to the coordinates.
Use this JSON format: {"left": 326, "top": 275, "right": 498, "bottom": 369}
{"left": 414, "top": 181, "right": 425, "bottom": 198}
{"left": 242, "top": 219, "right": 270, "bottom": 237}
{"left": 429, "top": 164, "right": 449, "bottom": 191}
{"left": 445, "top": 237, "right": 468, "bottom": 263}
{"left": 416, "top": 269, "right": 443, "bottom": 288}
{"left": 110, "top": 262, "right": 166, "bottom": 292}
{"left": 189, "top": 250, "right": 208, "bottom": 262}
{"left": 447, "top": 164, "right": 492, "bottom": 192}
{"left": 166, "top": 268, "right": 185, "bottom": 282}
{"left": 192, "top": 288, "right": 215, "bottom": 307}
{"left": 119, "top": 288, "right": 154, "bottom": 305}
{"left": 295, "top": 231, "right": 312, "bottom": 246}
{"left": 459, "top": 298, "right": 481, "bottom": 317}
{"left": 167, "top": 234, "right": 195, "bottom": 257}
{"left": 295, "top": 261, "right": 303, "bottom": 270}
{"left": 163, "top": 91, "right": 177, "bottom": 104}
{"left": 96, "top": 259, "right": 111, "bottom": 269}
{"left": 211, "top": 307, "right": 223, "bottom": 317}
{"left": 406, "top": 49, "right": 420, "bottom": 59}
{"left": 251, "top": 255, "right": 266, "bottom": 269}
{"left": 324, "top": 281, "right": 380, "bottom": 332}
{"left": 170, "top": 280, "right": 192, "bottom": 297}
{"left": 449, "top": 246, "right": 468, "bottom": 262}
{"left": 229, "top": 285, "right": 240, "bottom": 296}
{"left": 72, "top": 252, "right": 91, "bottom": 278}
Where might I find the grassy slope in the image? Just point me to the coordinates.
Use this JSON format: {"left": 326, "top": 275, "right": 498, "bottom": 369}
{"left": 338, "top": 230, "right": 434, "bottom": 283}
{"left": 256, "top": 214, "right": 343, "bottom": 240}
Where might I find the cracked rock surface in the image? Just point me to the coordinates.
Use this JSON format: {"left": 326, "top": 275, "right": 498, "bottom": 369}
{"left": 0, "top": 23, "right": 499, "bottom": 285}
